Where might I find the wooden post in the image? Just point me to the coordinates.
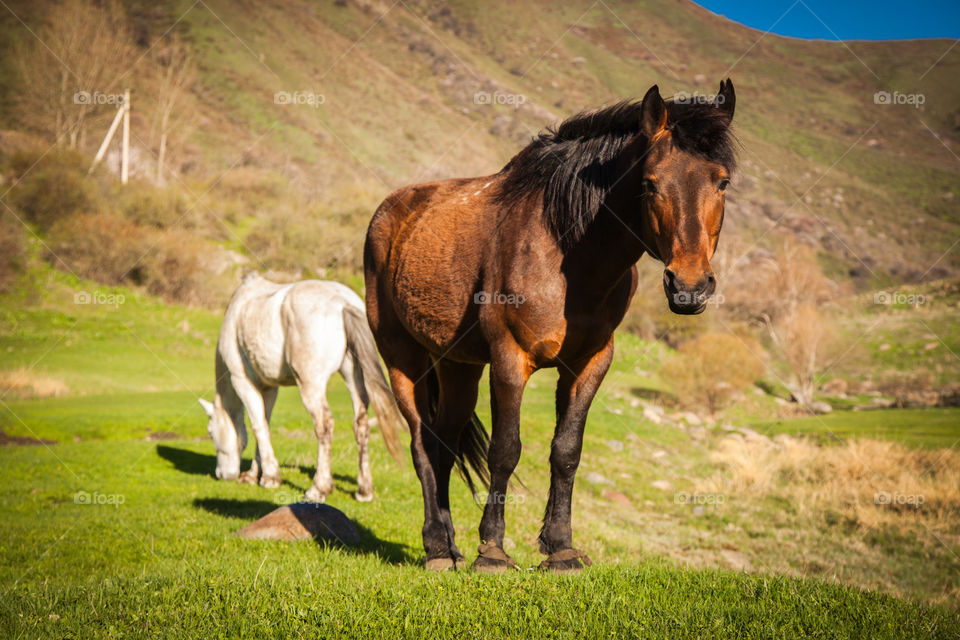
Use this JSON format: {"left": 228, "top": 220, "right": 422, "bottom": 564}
{"left": 120, "top": 88, "right": 130, "bottom": 184}
{"left": 157, "top": 133, "right": 167, "bottom": 185}
{"left": 89, "top": 105, "right": 125, "bottom": 174}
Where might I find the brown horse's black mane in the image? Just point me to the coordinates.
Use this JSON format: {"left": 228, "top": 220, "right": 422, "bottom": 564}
{"left": 494, "top": 99, "right": 737, "bottom": 249}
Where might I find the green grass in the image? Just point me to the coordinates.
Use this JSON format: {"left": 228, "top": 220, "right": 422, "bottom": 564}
{"left": 751, "top": 408, "right": 960, "bottom": 449}
{"left": 1, "top": 276, "right": 959, "bottom": 637}
{"left": 0, "top": 269, "right": 220, "bottom": 395}
{"left": 2, "top": 419, "right": 958, "bottom": 639}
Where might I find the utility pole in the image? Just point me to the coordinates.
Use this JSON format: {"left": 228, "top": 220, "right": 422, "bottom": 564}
{"left": 89, "top": 88, "right": 132, "bottom": 183}
{"left": 121, "top": 88, "right": 130, "bottom": 184}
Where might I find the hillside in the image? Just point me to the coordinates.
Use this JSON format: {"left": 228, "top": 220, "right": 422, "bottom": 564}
{"left": 1, "top": 0, "right": 958, "bottom": 287}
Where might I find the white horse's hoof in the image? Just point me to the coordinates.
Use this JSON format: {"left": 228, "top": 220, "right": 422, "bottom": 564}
{"left": 354, "top": 491, "right": 374, "bottom": 502}
{"left": 259, "top": 474, "right": 282, "bottom": 489}
{"left": 238, "top": 471, "right": 258, "bottom": 485}
{"left": 305, "top": 486, "right": 327, "bottom": 503}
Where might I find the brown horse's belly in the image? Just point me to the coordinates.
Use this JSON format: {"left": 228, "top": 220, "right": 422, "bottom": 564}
{"left": 389, "top": 204, "right": 489, "bottom": 362}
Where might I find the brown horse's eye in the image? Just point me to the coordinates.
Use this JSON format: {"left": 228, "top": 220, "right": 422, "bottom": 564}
{"left": 718, "top": 179, "right": 730, "bottom": 192}
{"left": 642, "top": 179, "right": 657, "bottom": 195}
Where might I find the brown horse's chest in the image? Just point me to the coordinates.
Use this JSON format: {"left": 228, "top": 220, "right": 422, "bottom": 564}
{"left": 500, "top": 270, "right": 634, "bottom": 368}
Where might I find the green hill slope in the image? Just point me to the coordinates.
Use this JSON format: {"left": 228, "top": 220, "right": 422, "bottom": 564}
{"left": 1, "top": 0, "right": 958, "bottom": 284}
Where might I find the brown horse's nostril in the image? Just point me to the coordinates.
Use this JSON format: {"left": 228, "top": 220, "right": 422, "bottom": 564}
{"left": 663, "top": 269, "right": 679, "bottom": 293}
{"left": 700, "top": 273, "right": 717, "bottom": 297}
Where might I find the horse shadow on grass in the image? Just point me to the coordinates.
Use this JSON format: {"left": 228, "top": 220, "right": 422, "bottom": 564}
{"left": 158, "top": 445, "right": 416, "bottom": 565}
{"left": 156, "top": 444, "right": 304, "bottom": 491}
{"left": 156, "top": 445, "right": 214, "bottom": 477}
{"left": 193, "top": 497, "right": 416, "bottom": 565}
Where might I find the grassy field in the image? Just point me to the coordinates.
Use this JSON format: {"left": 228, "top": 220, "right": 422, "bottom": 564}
{"left": 1, "top": 274, "right": 959, "bottom": 638}
{"left": 752, "top": 408, "right": 960, "bottom": 449}
{"left": 2, "top": 394, "right": 959, "bottom": 638}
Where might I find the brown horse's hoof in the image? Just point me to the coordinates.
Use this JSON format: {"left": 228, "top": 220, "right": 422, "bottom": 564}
{"left": 472, "top": 542, "right": 519, "bottom": 573}
{"left": 538, "top": 548, "right": 592, "bottom": 573}
{"left": 424, "top": 555, "right": 467, "bottom": 572}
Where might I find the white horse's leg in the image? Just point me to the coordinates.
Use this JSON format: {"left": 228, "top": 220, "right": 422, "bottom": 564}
{"left": 340, "top": 354, "right": 373, "bottom": 502}
{"left": 300, "top": 380, "right": 335, "bottom": 502}
{"left": 239, "top": 387, "right": 277, "bottom": 484}
{"left": 232, "top": 378, "right": 282, "bottom": 488}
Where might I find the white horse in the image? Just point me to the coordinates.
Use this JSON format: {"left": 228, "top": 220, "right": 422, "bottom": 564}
{"left": 199, "top": 274, "right": 406, "bottom": 502}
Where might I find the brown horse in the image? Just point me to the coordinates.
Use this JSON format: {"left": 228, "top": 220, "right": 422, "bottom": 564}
{"left": 364, "top": 80, "right": 736, "bottom": 572}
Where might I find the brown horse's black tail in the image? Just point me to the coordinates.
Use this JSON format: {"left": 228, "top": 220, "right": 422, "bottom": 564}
{"left": 424, "top": 368, "right": 490, "bottom": 496}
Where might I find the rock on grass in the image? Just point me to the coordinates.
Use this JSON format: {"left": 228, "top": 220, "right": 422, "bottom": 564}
{"left": 233, "top": 503, "right": 360, "bottom": 545}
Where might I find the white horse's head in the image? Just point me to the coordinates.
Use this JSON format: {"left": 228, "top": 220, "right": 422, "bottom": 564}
{"left": 198, "top": 398, "right": 245, "bottom": 480}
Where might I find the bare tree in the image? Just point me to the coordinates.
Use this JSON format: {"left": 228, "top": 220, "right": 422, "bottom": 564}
{"left": 724, "top": 240, "right": 838, "bottom": 408}
{"left": 14, "top": 0, "right": 135, "bottom": 148}
{"left": 144, "top": 35, "right": 195, "bottom": 184}
{"left": 775, "top": 304, "right": 834, "bottom": 405}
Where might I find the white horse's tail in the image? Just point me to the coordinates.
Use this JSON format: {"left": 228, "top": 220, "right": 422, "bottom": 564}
{"left": 342, "top": 305, "right": 407, "bottom": 463}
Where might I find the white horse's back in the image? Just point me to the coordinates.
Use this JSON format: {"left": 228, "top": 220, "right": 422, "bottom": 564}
{"left": 225, "top": 277, "right": 362, "bottom": 387}
{"left": 203, "top": 274, "right": 406, "bottom": 501}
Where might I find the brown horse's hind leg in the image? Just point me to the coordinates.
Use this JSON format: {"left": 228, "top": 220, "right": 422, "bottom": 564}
{"left": 386, "top": 352, "right": 466, "bottom": 571}
{"left": 538, "top": 340, "right": 614, "bottom": 572}
{"left": 475, "top": 342, "right": 529, "bottom": 573}
{"left": 432, "top": 360, "right": 485, "bottom": 565}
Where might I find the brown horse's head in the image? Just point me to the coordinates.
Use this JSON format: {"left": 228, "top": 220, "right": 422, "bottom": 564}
{"left": 633, "top": 80, "right": 736, "bottom": 314}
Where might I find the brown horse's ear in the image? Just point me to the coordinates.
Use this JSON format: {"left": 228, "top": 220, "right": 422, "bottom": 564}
{"left": 640, "top": 84, "right": 667, "bottom": 140}
{"left": 716, "top": 78, "right": 735, "bottom": 122}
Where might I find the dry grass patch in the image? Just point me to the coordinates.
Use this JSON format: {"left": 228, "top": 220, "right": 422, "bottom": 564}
{"left": 704, "top": 435, "right": 960, "bottom": 532}
{"left": 0, "top": 368, "right": 70, "bottom": 399}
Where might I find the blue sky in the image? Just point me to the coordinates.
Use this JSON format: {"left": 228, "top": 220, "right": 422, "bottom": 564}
{"left": 692, "top": 1, "right": 960, "bottom": 40}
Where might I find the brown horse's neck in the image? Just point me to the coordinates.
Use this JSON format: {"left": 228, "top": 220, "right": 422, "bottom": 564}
{"left": 560, "top": 197, "right": 651, "bottom": 303}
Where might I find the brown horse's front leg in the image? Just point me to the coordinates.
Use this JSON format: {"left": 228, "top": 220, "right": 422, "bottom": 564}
{"left": 538, "top": 339, "right": 614, "bottom": 572}
{"left": 475, "top": 343, "right": 530, "bottom": 573}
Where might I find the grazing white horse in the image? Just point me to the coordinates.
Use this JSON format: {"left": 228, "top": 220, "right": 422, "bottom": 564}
{"left": 199, "top": 274, "right": 406, "bottom": 502}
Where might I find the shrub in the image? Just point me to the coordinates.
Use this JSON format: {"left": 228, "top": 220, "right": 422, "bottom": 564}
{"left": 114, "top": 180, "right": 189, "bottom": 229}
{"left": 46, "top": 211, "right": 225, "bottom": 307}
{"left": 140, "top": 228, "right": 221, "bottom": 306}
{"left": 6, "top": 149, "right": 99, "bottom": 229}
{"left": 0, "top": 210, "right": 27, "bottom": 292}
{"left": 660, "top": 332, "right": 767, "bottom": 414}
{"left": 245, "top": 204, "right": 368, "bottom": 276}
{"left": 46, "top": 212, "right": 148, "bottom": 285}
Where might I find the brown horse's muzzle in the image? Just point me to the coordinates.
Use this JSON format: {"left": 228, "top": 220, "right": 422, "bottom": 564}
{"left": 663, "top": 268, "right": 716, "bottom": 315}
